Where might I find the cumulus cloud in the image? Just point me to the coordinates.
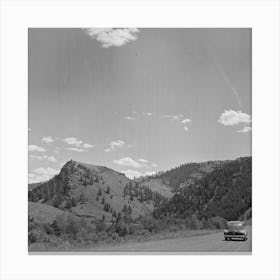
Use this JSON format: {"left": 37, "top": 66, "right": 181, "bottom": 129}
{"left": 218, "top": 110, "right": 251, "bottom": 126}
{"left": 113, "top": 157, "right": 142, "bottom": 168}
{"left": 63, "top": 137, "right": 83, "bottom": 147}
{"left": 29, "top": 155, "right": 57, "bottom": 162}
{"left": 83, "top": 143, "right": 95, "bottom": 148}
{"left": 138, "top": 158, "right": 149, "bottom": 164}
{"left": 63, "top": 137, "right": 95, "bottom": 151}
{"left": 143, "top": 112, "right": 153, "bottom": 117}
{"left": 237, "top": 126, "right": 252, "bottom": 133}
{"left": 28, "top": 145, "right": 46, "bottom": 152}
{"left": 181, "top": 118, "right": 191, "bottom": 124}
{"left": 42, "top": 136, "right": 54, "bottom": 144}
{"left": 34, "top": 167, "right": 58, "bottom": 176}
{"left": 114, "top": 157, "right": 157, "bottom": 178}
{"left": 124, "top": 112, "right": 153, "bottom": 121}
{"left": 121, "top": 169, "right": 143, "bottom": 179}
{"left": 162, "top": 114, "right": 192, "bottom": 132}
{"left": 85, "top": 28, "right": 139, "bottom": 48}
{"left": 46, "top": 155, "right": 57, "bottom": 162}
{"left": 29, "top": 167, "right": 59, "bottom": 183}
{"left": 105, "top": 140, "right": 126, "bottom": 152}
{"left": 124, "top": 116, "right": 136, "bottom": 121}
{"left": 120, "top": 169, "right": 156, "bottom": 179}
{"left": 144, "top": 171, "right": 156, "bottom": 176}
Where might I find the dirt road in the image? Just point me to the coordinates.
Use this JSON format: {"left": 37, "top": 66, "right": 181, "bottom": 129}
{"left": 91, "top": 226, "right": 252, "bottom": 253}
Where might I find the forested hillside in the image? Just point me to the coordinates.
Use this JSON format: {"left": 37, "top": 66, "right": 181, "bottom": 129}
{"left": 152, "top": 160, "right": 225, "bottom": 191}
{"left": 153, "top": 157, "right": 251, "bottom": 221}
{"left": 28, "top": 157, "right": 252, "bottom": 250}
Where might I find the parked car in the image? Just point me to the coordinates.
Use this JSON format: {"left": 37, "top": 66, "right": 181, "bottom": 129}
{"left": 224, "top": 221, "right": 248, "bottom": 241}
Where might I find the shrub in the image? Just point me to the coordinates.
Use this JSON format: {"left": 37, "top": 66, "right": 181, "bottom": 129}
{"left": 141, "top": 215, "right": 161, "bottom": 233}
{"left": 189, "top": 215, "right": 203, "bottom": 230}
{"left": 28, "top": 232, "right": 37, "bottom": 244}
{"left": 210, "top": 216, "right": 227, "bottom": 229}
{"left": 60, "top": 214, "right": 81, "bottom": 236}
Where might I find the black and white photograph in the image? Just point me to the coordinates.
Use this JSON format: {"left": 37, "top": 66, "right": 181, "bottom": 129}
{"left": 1, "top": 0, "right": 280, "bottom": 279}
{"left": 28, "top": 28, "right": 252, "bottom": 253}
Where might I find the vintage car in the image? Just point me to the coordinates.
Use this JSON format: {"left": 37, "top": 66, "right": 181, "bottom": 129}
{"left": 224, "top": 221, "right": 248, "bottom": 241}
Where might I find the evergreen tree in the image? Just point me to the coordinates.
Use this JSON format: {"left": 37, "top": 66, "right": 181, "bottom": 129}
{"left": 101, "top": 195, "right": 105, "bottom": 204}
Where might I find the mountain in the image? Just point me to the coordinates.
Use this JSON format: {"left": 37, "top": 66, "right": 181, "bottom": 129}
{"left": 151, "top": 160, "right": 226, "bottom": 191}
{"left": 28, "top": 157, "right": 252, "bottom": 249}
{"left": 28, "top": 157, "right": 252, "bottom": 222}
{"left": 28, "top": 160, "right": 158, "bottom": 220}
{"left": 153, "top": 157, "right": 252, "bottom": 221}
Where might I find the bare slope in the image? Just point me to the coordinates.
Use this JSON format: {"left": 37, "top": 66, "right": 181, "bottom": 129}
{"left": 28, "top": 202, "right": 68, "bottom": 224}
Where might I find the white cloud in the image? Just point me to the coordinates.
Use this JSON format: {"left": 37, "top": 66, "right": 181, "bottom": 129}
{"left": 120, "top": 169, "right": 156, "bottom": 179}
{"left": 181, "top": 118, "right": 191, "bottom": 124}
{"left": 162, "top": 114, "right": 192, "bottom": 132}
{"left": 172, "top": 114, "right": 184, "bottom": 121}
{"left": 151, "top": 163, "right": 158, "bottom": 168}
{"left": 237, "top": 126, "right": 252, "bottom": 133}
{"left": 124, "top": 116, "right": 136, "bottom": 121}
{"left": 29, "top": 154, "right": 57, "bottom": 162}
{"left": 113, "top": 157, "right": 142, "bottom": 168}
{"left": 144, "top": 171, "right": 156, "bottom": 176}
{"left": 121, "top": 169, "right": 143, "bottom": 179}
{"left": 138, "top": 158, "right": 149, "bottom": 164}
{"left": 66, "top": 147, "right": 86, "bottom": 152}
{"left": 63, "top": 137, "right": 83, "bottom": 147}
{"left": 83, "top": 143, "right": 95, "bottom": 149}
{"left": 218, "top": 110, "right": 251, "bottom": 126}
{"left": 34, "top": 167, "right": 58, "bottom": 176}
{"left": 143, "top": 112, "right": 153, "bottom": 117}
{"left": 63, "top": 137, "right": 95, "bottom": 151}
{"left": 28, "top": 145, "right": 46, "bottom": 152}
{"left": 105, "top": 140, "right": 126, "bottom": 152}
{"left": 42, "top": 136, "right": 54, "bottom": 144}
{"left": 29, "top": 167, "right": 59, "bottom": 183}
{"left": 85, "top": 28, "right": 139, "bottom": 48}
{"left": 46, "top": 155, "right": 57, "bottom": 162}
{"left": 28, "top": 173, "right": 45, "bottom": 184}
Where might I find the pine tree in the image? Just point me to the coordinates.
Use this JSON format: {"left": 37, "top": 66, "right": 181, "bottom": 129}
{"left": 101, "top": 195, "right": 105, "bottom": 204}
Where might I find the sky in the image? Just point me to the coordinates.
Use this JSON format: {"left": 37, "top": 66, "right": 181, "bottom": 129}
{"left": 28, "top": 28, "right": 251, "bottom": 182}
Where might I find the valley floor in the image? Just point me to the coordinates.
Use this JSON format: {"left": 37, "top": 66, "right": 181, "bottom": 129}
{"left": 29, "top": 226, "right": 251, "bottom": 254}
